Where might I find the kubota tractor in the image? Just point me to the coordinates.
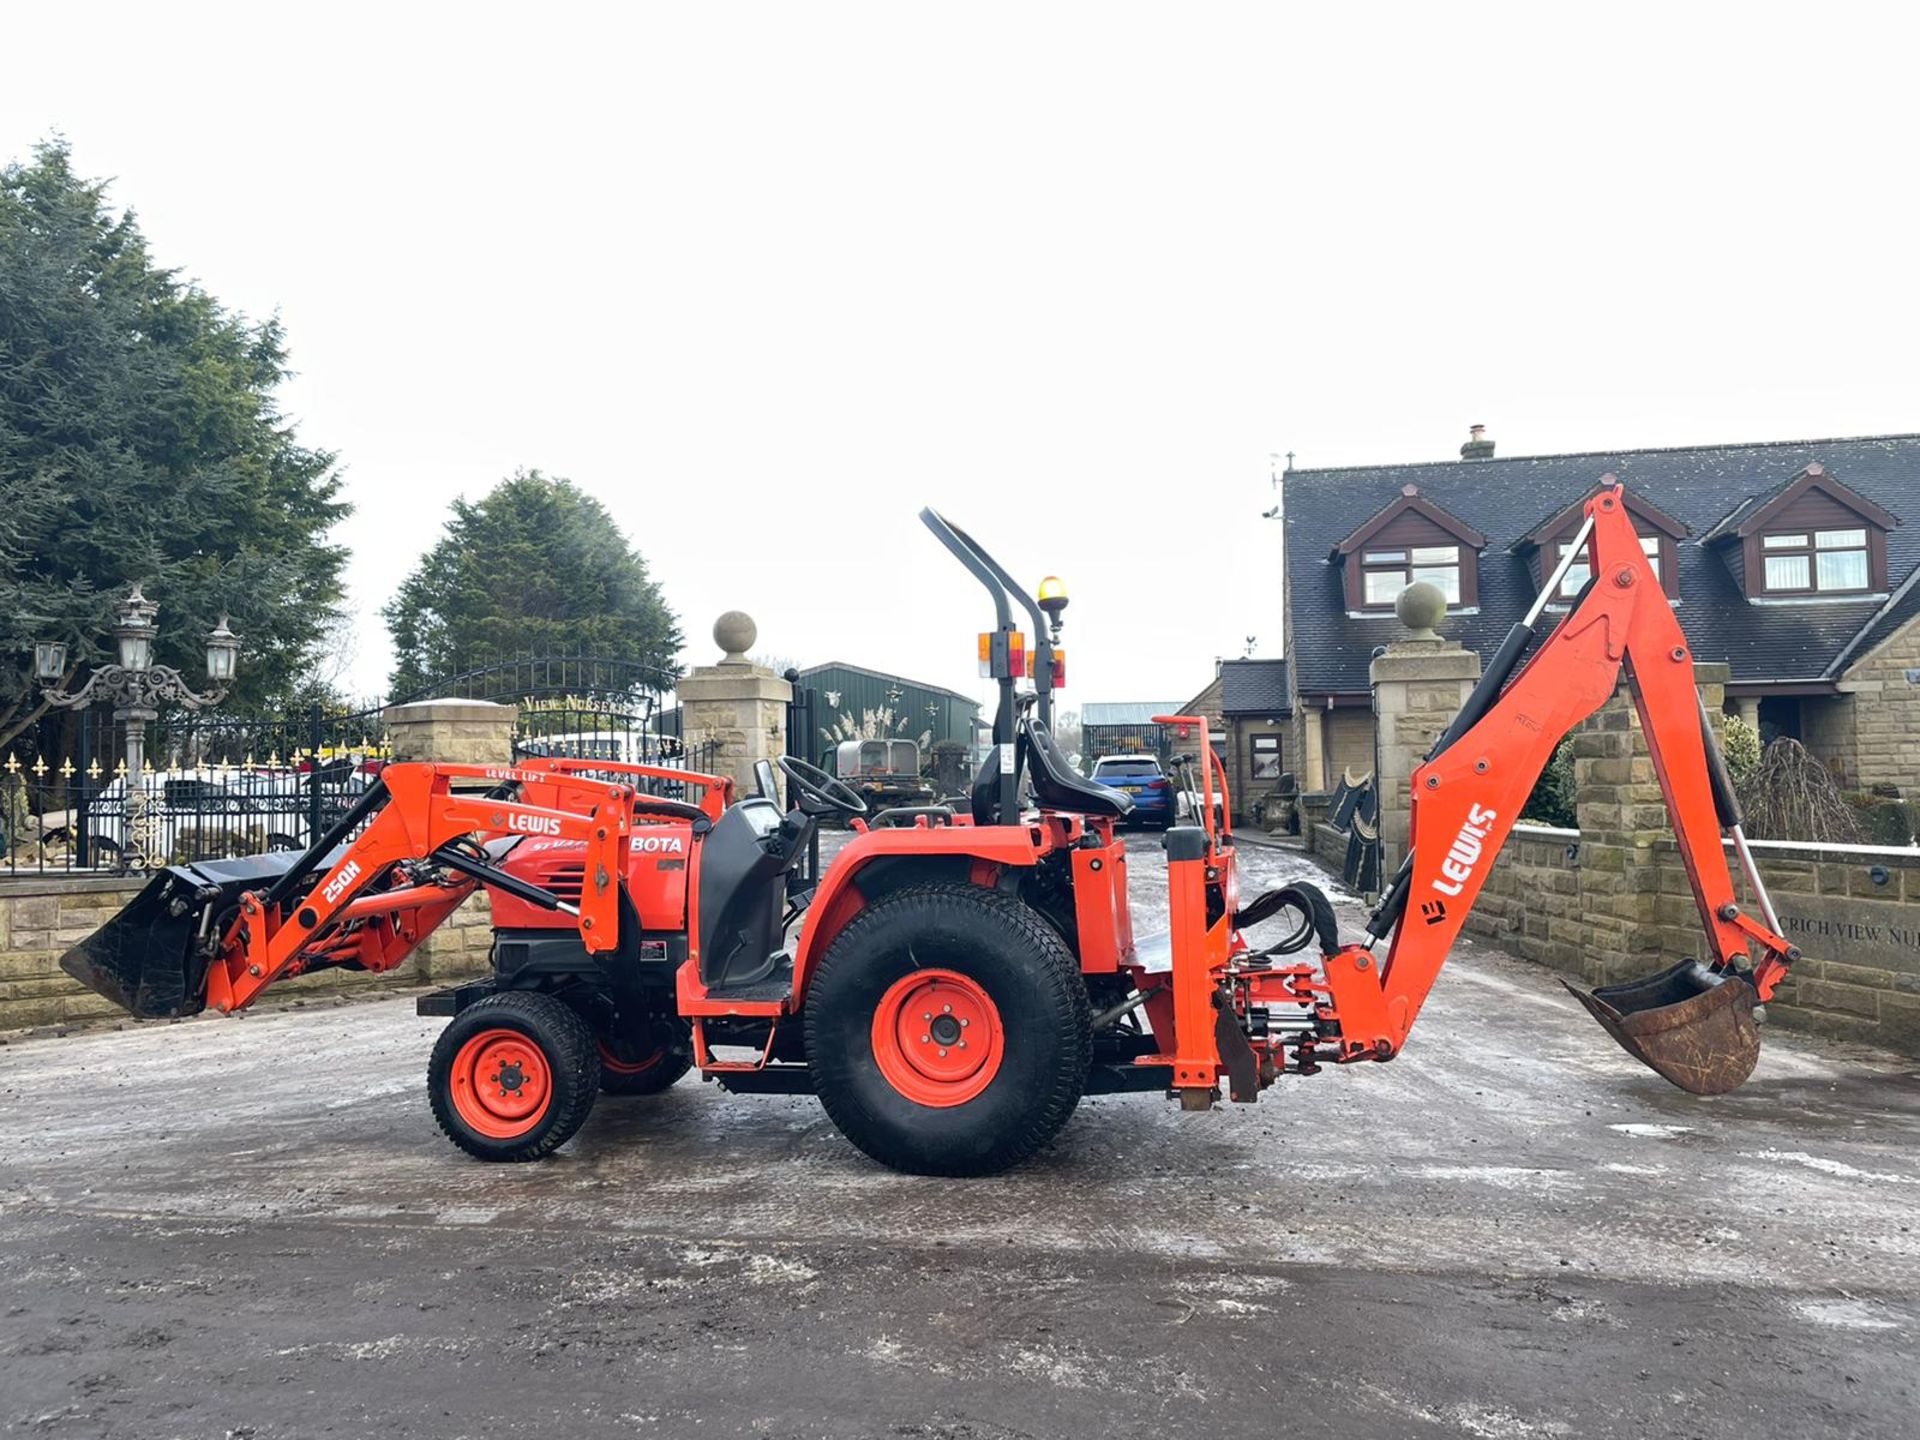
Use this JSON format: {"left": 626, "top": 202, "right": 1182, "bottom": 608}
{"left": 61, "top": 482, "right": 1802, "bottom": 1175}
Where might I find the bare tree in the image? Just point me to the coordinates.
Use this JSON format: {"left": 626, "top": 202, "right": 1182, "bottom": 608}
{"left": 1737, "top": 738, "right": 1863, "bottom": 843}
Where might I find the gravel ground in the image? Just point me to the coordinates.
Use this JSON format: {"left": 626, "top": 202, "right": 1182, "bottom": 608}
{"left": 2, "top": 830, "right": 1917, "bottom": 1438}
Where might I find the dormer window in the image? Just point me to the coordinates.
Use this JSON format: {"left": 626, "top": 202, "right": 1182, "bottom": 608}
{"left": 1512, "top": 484, "right": 1688, "bottom": 603}
{"left": 1332, "top": 485, "right": 1485, "bottom": 613}
{"left": 1361, "top": 545, "right": 1462, "bottom": 605}
{"left": 1759, "top": 528, "right": 1869, "bottom": 594}
{"left": 1556, "top": 533, "right": 1662, "bottom": 597}
{"left": 1700, "top": 463, "right": 1898, "bottom": 601}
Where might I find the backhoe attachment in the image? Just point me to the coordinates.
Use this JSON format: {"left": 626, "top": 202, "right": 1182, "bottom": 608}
{"left": 1349, "top": 477, "right": 1798, "bottom": 1094}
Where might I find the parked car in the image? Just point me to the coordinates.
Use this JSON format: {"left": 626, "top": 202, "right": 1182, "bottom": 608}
{"left": 1089, "top": 754, "right": 1175, "bottom": 828}
{"left": 44, "top": 765, "right": 374, "bottom": 866}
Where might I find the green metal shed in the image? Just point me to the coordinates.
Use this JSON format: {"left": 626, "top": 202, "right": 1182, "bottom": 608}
{"left": 794, "top": 662, "right": 980, "bottom": 770}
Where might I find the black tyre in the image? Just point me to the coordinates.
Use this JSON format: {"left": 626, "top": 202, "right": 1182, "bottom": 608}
{"left": 804, "top": 884, "right": 1091, "bottom": 1177}
{"left": 597, "top": 1018, "right": 694, "bottom": 1095}
{"left": 428, "top": 991, "right": 599, "bottom": 1162}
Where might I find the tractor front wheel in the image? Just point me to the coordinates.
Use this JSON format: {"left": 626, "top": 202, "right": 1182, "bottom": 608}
{"left": 428, "top": 992, "right": 599, "bottom": 1162}
{"left": 805, "top": 884, "right": 1091, "bottom": 1177}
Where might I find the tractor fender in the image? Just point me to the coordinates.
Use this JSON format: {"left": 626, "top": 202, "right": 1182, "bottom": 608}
{"left": 791, "top": 826, "right": 1045, "bottom": 1001}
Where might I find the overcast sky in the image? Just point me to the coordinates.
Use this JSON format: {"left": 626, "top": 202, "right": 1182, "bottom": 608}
{"left": 6, "top": 4, "right": 1917, "bottom": 713}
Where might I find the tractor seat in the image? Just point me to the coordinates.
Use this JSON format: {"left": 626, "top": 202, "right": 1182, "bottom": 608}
{"left": 1022, "top": 719, "right": 1133, "bottom": 819}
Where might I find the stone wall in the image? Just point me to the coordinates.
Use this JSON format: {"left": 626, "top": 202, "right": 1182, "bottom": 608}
{"left": 0, "top": 877, "right": 494, "bottom": 1032}
{"left": 1801, "top": 694, "right": 1858, "bottom": 786}
{"left": 1834, "top": 612, "right": 1920, "bottom": 797}
{"left": 1469, "top": 822, "right": 1920, "bottom": 1051}
{"left": 1459, "top": 668, "right": 1920, "bottom": 1052}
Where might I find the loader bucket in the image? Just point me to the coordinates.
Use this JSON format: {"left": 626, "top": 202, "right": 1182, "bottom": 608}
{"left": 1565, "top": 960, "right": 1760, "bottom": 1096}
{"left": 58, "top": 850, "right": 308, "bottom": 1019}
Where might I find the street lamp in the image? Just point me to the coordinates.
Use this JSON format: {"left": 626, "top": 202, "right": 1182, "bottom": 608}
{"left": 205, "top": 615, "right": 240, "bottom": 684}
{"left": 36, "top": 584, "right": 240, "bottom": 868}
{"left": 33, "top": 640, "right": 68, "bottom": 683}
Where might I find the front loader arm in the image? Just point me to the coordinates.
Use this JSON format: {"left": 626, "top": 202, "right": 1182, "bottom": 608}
{"left": 207, "top": 762, "right": 634, "bottom": 1013}
{"left": 1319, "top": 481, "right": 1795, "bottom": 1060}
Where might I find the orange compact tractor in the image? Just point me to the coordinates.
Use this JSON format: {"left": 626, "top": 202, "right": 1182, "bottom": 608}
{"left": 63, "top": 483, "right": 1802, "bottom": 1174}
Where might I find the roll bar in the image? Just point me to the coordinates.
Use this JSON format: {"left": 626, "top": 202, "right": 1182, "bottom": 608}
{"left": 920, "top": 507, "right": 1062, "bottom": 825}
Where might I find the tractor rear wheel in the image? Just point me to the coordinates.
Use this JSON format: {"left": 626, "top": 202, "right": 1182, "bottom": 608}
{"left": 428, "top": 992, "right": 598, "bottom": 1162}
{"left": 804, "top": 884, "right": 1091, "bottom": 1177}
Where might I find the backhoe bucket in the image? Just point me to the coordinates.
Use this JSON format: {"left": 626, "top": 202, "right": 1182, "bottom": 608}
{"left": 1565, "top": 960, "right": 1760, "bottom": 1096}
{"left": 59, "top": 851, "right": 306, "bottom": 1019}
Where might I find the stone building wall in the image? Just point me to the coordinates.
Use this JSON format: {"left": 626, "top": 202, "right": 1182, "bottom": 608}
{"left": 1834, "top": 612, "right": 1920, "bottom": 797}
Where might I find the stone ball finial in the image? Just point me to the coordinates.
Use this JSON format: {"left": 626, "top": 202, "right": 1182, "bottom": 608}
{"left": 1395, "top": 581, "right": 1447, "bottom": 641}
{"left": 714, "top": 610, "right": 757, "bottom": 662}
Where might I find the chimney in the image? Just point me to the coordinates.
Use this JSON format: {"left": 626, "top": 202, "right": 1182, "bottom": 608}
{"left": 1460, "top": 424, "right": 1495, "bottom": 461}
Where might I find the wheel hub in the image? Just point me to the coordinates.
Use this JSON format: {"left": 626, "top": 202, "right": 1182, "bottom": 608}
{"left": 871, "top": 969, "right": 1006, "bottom": 1108}
{"left": 448, "top": 1029, "right": 553, "bottom": 1138}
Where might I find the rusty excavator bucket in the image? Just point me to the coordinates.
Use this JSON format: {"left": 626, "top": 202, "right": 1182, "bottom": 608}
{"left": 59, "top": 851, "right": 308, "bottom": 1019}
{"left": 1565, "top": 960, "right": 1760, "bottom": 1096}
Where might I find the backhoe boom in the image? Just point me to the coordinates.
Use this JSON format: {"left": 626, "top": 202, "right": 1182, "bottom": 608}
{"left": 1304, "top": 478, "right": 1796, "bottom": 1091}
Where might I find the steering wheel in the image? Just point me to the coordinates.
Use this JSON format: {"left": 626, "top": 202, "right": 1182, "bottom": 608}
{"left": 777, "top": 756, "right": 869, "bottom": 817}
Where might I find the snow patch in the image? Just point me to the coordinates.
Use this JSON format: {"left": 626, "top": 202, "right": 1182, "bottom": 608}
{"left": 1794, "top": 1298, "right": 1904, "bottom": 1331}
{"left": 1746, "top": 1150, "right": 1917, "bottom": 1185}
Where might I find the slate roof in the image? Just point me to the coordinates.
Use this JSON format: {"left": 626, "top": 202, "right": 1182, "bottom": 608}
{"left": 1219, "top": 659, "right": 1292, "bottom": 715}
{"left": 1283, "top": 433, "right": 1920, "bottom": 696}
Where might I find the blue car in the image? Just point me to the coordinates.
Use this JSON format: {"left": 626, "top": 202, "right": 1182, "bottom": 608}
{"left": 1090, "top": 755, "right": 1175, "bottom": 828}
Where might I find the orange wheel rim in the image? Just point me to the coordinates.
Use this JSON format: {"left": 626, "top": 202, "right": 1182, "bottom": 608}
{"left": 449, "top": 1028, "right": 553, "bottom": 1138}
{"left": 598, "top": 1038, "right": 663, "bottom": 1075}
{"left": 870, "top": 968, "right": 1005, "bottom": 1108}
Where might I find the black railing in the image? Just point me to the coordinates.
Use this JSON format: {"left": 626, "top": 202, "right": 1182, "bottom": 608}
{"left": 2, "top": 649, "right": 702, "bottom": 877}
{"left": 2, "top": 702, "right": 389, "bottom": 876}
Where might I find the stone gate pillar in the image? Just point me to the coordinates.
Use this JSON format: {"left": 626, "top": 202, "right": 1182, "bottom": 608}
{"left": 383, "top": 698, "right": 516, "bottom": 766}
{"left": 376, "top": 698, "right": 517, "bottom": 981}
{"left": 1368, "top": 584, "right": 1482, "bottom": 875}
{"left": 676, "top": 611, "right": 792, "bottom": 800}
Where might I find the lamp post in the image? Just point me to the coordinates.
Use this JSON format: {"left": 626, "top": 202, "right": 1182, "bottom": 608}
{"left": 35, "top": 585, "right": 239, "bottom": 868}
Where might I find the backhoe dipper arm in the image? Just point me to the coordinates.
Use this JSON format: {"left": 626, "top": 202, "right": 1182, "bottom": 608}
{"left": 1324, "top": 481, "right": 1795, "bottom": 1053}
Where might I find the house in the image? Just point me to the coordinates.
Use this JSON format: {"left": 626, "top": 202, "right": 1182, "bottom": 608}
{"left": 1283, "top": 430, "right": 1920, "bottom": 795}
{"left": 1175, "top": 659, "right": 1293, "bottom": 820}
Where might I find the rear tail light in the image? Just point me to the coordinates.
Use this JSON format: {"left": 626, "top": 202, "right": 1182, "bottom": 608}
{"left": 1147, "top": 778, "right": 1170, "bottom": 790}
{"left": 1050, "top": 646, "right": 1066, "bottom": 688}
{"left": 977, "top": 630, "right": 1029, "bottom": 679}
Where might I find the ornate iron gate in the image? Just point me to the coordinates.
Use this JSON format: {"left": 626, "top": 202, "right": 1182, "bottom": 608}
{"left": 3, "top": 701, "right": 389, "bottom": 874}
